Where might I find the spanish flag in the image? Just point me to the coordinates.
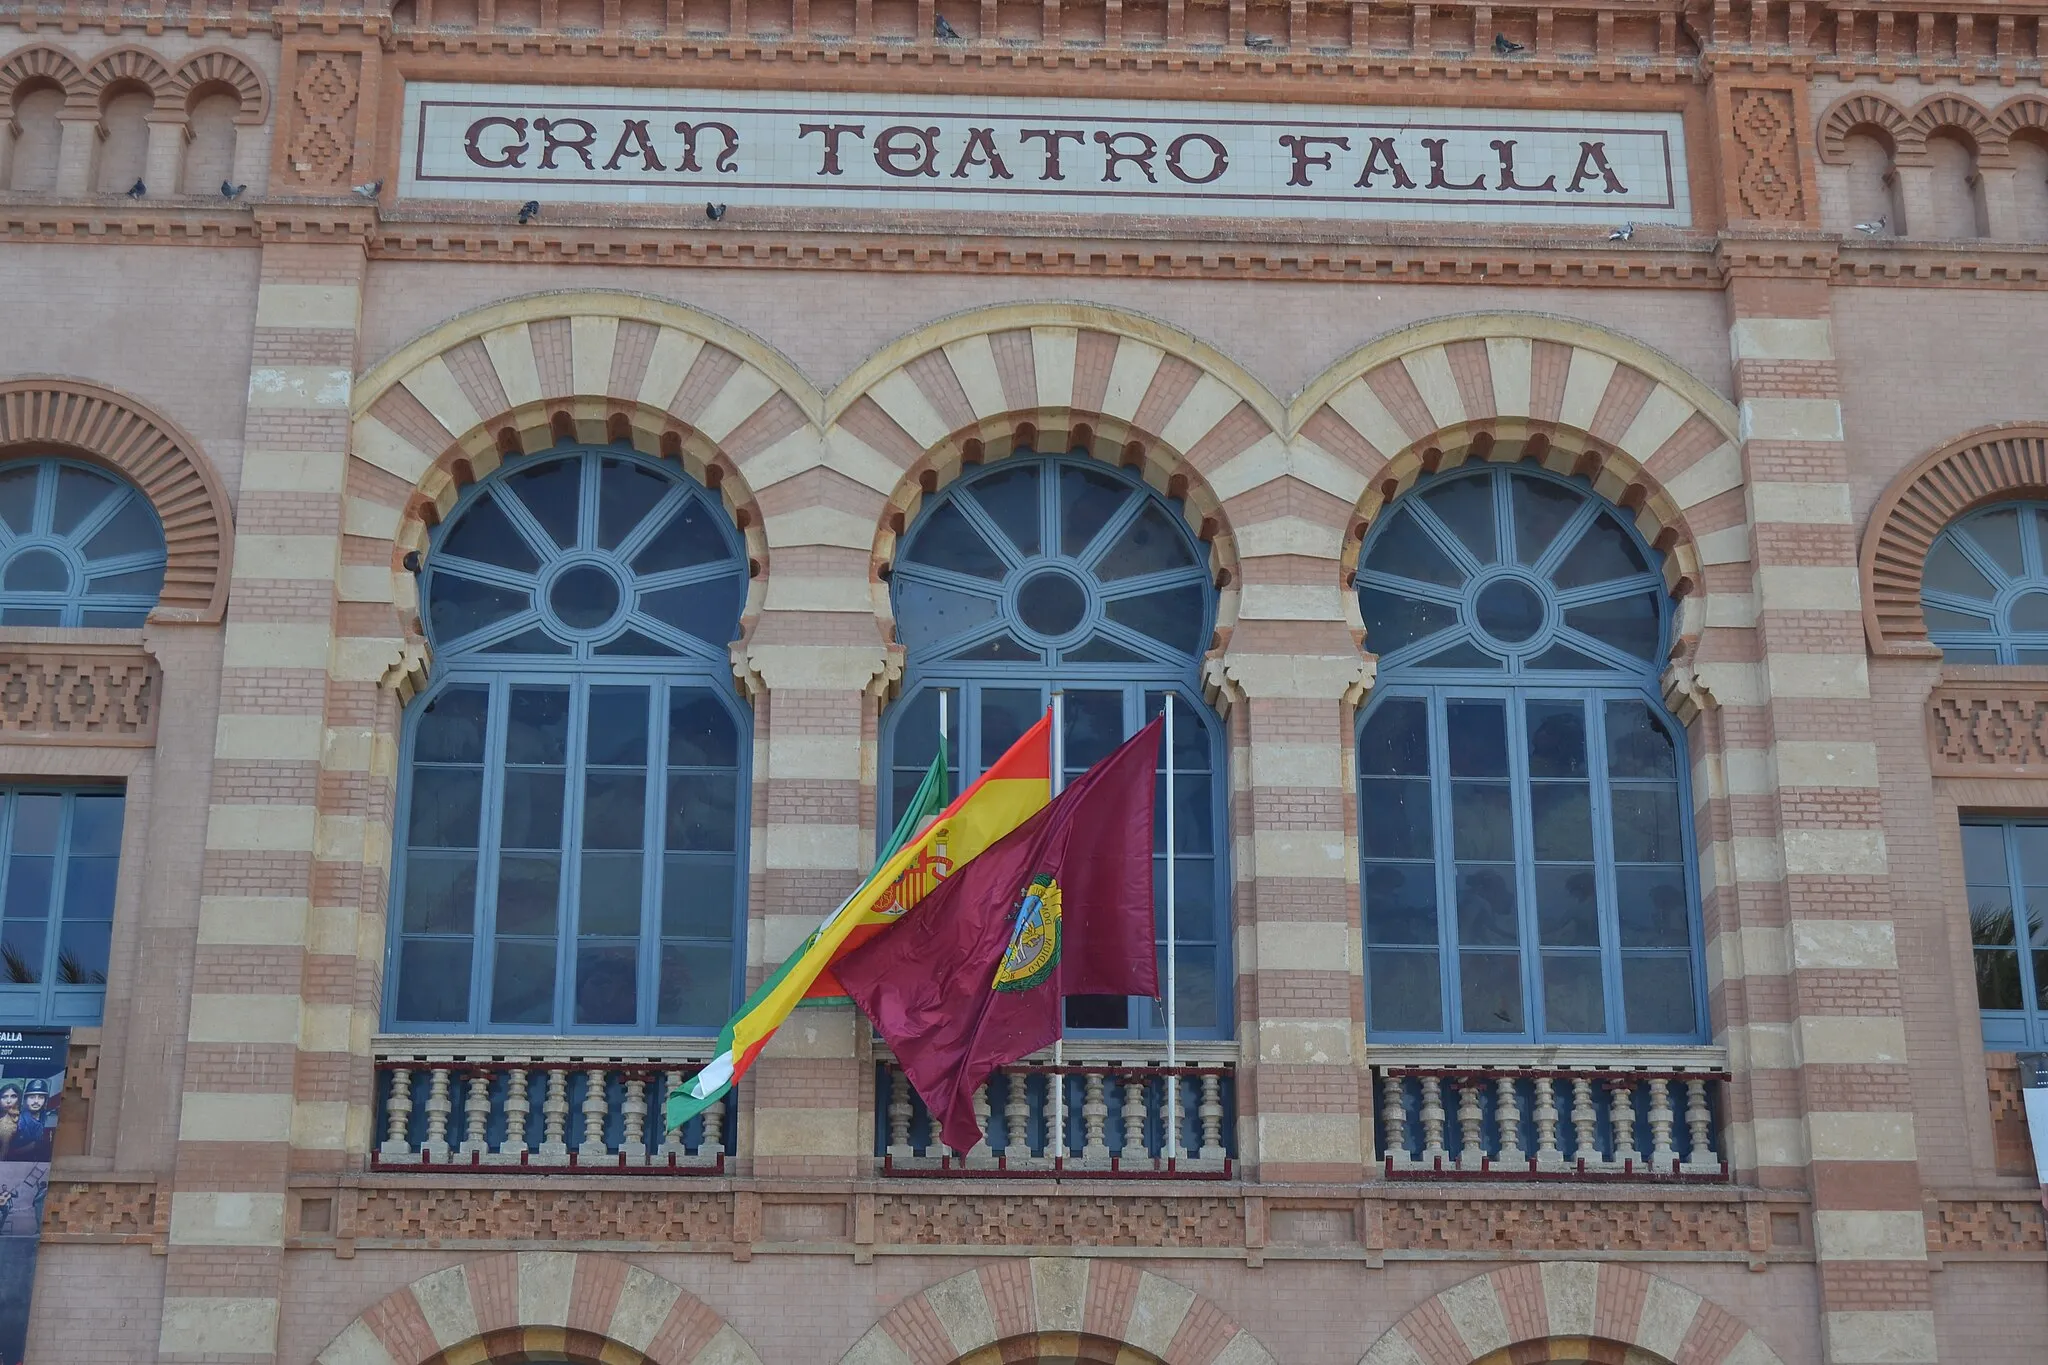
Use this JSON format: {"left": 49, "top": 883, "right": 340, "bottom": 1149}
{"left": 664, "top": 711, "right": 1053, "bottom": 1131}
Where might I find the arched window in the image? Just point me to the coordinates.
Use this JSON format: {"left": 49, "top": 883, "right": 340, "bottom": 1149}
{"left": 0, "top": 457, "right": 167, "bottom": 626}
{"left": 1919, "top": 501, "right": 2048, "bottom": 662}
{"left": 881, "top": 454, "right": 1229, "bottom": 1038}
{"left": 387, "top": 447, "right": 750, "bottom": 1035}
{"left": 1356, "top": 462, "right": 1704, "bottom": 1043}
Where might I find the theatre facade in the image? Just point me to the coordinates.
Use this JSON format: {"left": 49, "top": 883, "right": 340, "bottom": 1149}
{"left": 2, "top": 0, "right": 2047, "bottom": 1361}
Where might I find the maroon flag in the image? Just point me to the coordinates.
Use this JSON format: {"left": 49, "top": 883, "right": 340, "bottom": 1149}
{"left": 836, "top": 718, "right": 1162, "bottom": 1153}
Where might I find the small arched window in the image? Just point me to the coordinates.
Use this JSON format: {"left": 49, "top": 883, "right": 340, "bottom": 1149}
{"left": 881, "top": 453, "right": 1229, "bottom": 1038}
{"left": 0, "top": 457, "right": 166, "bottom": 626}
{"left": 1356, "top": 462, "right": 1705, "bottom": 1043}
{"left": 1919, "top": 501, "right": 2048, "bottom": 662}
{"left": 387, "top": 447, "right": 750, "bottom": 1035}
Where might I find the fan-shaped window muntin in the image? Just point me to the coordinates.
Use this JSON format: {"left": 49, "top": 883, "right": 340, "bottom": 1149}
{"left": 389, "top": 447, "right": 750, "bottom": 1035}
{"left": 1358, "top": 462, "right": 1668, "bottom": 677}
{"left": 0, "top": 457, "right": 167, "bottom": 627}
{"left": 882, "top": 454, "right": 1230, "bottom": 1038}
{"left": 1920, "top": 501, "right": 2048, "bottom": 663}
{"left": 1356, "top": 464, "right": 1705, "bottom": 1044}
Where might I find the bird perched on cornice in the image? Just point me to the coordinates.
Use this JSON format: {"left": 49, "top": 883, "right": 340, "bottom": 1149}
{"left": 125, "top": 179, "right": 145, "bottom": 199}
{"left": 1246, "top": 33, "right": 1276, "bottom": 49}
{"left": 220, "top": 181, "right": 246, "bottom": 201}
{"left": 1493, "top": 33, "right": 1526, "bottom": 54}
{"left": 1608, "top": 222, "right": 1636, "bottom": 241}
{"left": 1853, "top": 216, "right": 1888, "bottom": 235}
{"left": 351, "top": 180, "right": 383, "bottom": 198}
{"left": 706, "top": 203, "right": 727, "bottom": 221}
{"left": 517, "top": 200, "right": 541, "bottom": 224}
{"left": 934, "top": 13, "right": 961, "bottom": 38}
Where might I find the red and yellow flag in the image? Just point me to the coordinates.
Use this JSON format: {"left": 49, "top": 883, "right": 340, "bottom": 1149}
{"left": 665, "top": 712, "right": 1052, "bottom": 1130}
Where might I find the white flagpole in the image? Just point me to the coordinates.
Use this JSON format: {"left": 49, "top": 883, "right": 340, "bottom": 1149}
{"left": 937, "top": 689, "right": 948, "bottom": 769}
{"left": 1164, "top": 692, "right": 1179, "bottom": 1163}
{"left": 1049, "top": 691, "right": 1066, "bottom": 1164}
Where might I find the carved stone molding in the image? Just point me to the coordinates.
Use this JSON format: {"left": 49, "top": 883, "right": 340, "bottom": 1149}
{"left": 0, "top": 641, "right": 158, "bottom": 745}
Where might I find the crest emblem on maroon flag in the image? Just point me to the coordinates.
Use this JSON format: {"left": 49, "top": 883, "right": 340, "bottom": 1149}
{"left": 992, "top": 874, "right": 1061, "bottom": 992}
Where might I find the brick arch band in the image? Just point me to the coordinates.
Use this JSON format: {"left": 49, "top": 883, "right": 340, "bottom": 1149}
{"left": 314, "top": 1250, "right": 763, "bottom": 1365}
{"left": 841, "top": 1259, "right": 1277, "bottom": 1365}
{"left": 1360, "top": 1262, "right": 1786, "bottom": 1365}
{"left": 1861, "top": 422, "right": 2048, "bottom": 656}
{"left": 0, "top": 378, "right": 232, "bottom": 623}
{"left": 0, "top": 41, "right": 265, "bottom": 118}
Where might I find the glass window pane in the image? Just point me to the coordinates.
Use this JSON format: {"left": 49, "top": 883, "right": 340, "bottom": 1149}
{"left": 2014, "top": 826, "right": 2048, "bottom": 883}
{"left": 408, "top": 770, "right": 483, "bottom": 849}
{"left": 1016, "top": 570, "right": 1088, "bottom": 637}
{"left": 0, "top": 550, "right": 64, "bottom": 593}
{"left": 51, "top": 465, "right": 116, "bottom": 535}
{"left": 1369, "top": 949, "right": 1440, "bottom": 1032}
{"left": 440, "top": 491, "right": 542, "bottom": 574}
{"left": 1417, "top": 475, "right": 1497, "bottom": 565}
{"left": 1970, "top": 885, "right": 2019, "bottom": 946}
{"left": 402, "top": 856, "right": 476, "bottom": 935}
{"left": 1459, "top": 952, "right": 1524, "bottom": 1032}
{"left": 1452, "top": 784, "right": 1513, "bottom": 861}
{"left": 637, "top": 573, "right": 745, "bottom": 647}
{"left": 2012, "top": 592, "right": 2048, "bottom": 632}
{"left": 1610, "top": 785, "right": 1684, "bottom": 863}
{"left": 0, "top": 924, "right": 41, "bottom": 983}
{"left": 1535, "top": 866, "right": 1599, "bottom": 946}
{"left": 2, "top": 855, "right": 50, "bottom": 923}
{"left": 1097, "top": 502, "right": 1196, "bottom": 580}
{"left": 83, "top": 566, "right": 165, "bottom": 598}
{"left": 1925, "top": 535, "right": 1998, "bottom": 599}
{"left": 1621, "top": 955, "right": 1696, "bottom": 1034}
{"left": 1446, "top": 700, "right": 1508, "bottom": 777}
{"left": 578, "top": 852, "right": 644, "bottom": 934}
{"left": 965, "top": 463, "right": 1040, "bottom": 556}
{"left": 1977, "top": 948, "right": 2023, "bottom": 1009}
{"left": 1551, "top": 515, "right": 1648, "bottom": 589}
{"left": 1059, "top": 464, "right": 1132, "bottom": 557}
{"left": 1364, "top": 862, "right": 1437, "bottom": 944}
{"left": 61, "top": 857, "right": 118, "bottom": 923}
{"left": 1541, "top": 953, "right": 1604, "bottom": 1033}
{"left": 495, "top": 854, "right": 560, "bottom": 936}
{"left": 575, "top": 944, "right": 638, "bottom": 1026}
{"left": 55, "top": 918, "right": 109, "bottom": 985}
{"left": 1360, "top": 698, "right": 1429, "bottom": 776}
{"left": 490, "top": 940, "right": 556, "bottom": 1025}
{"left": 416, "top": 688, "right": 491, "bottom": 763}
{"left": 1969, "top": 507, "right": 2025, "bottom": 577}
{"left": 1362, "top": 512, "right": 1466, "bottom": 588}
{"left": 504, "top": 458, "right": 581, "bottom": 551}
{"left": 1360, "top": 779, "right": 1432, "bottom": 860}
{"left": 663, "top": 855, "right": 738, "bottom": 938}
{"left": 0, "top": 467, "right": 36, "bottom": 535}
{"left": 985, "top": 687, "right": 1049, "bottom": 768}
{"left": 631, "top": 496, "right": 733, "bottom": 576}
{"left": 1526, "top": 702, "right": 1588, "bottom": 778}
{"left": 582, "top": 775, "right": 647, "bottom": 851}
{"left": 80, "top": 496, "right": 162, "bottom": 562}
{"left": 597, "top": 457, "right": 673, "bottom": 550}
{"left": 1103, "top": 584, "right": 1206, "bottom": 653}
{"left": 2035, "top": 950, "right": 2048, "bottom": 1010}
{"left": 1361, "top": 591, "right": 1458, "bottom": 654}
{"left": 1563, "top": 593, "right": 1661, "bottom": 660}
{"left": 1616, "top": 866, "right": 1691, "bottom": 947}
{"left": 586, "top": 687, "right": 650, "bottom": 766}
{"left": 69, "top": 796, "right": 124, "bottom": 857}
{"left": 428, "top": 573, "right": 531, "bottom": 644}
{"left": 396, "top": 940, "right": 472, "bottom": 1023}
{"left": 10, "top": 799, "right": 56, "bottom": 856}
{"left": 500, "top": 770, "right": 565, "bottom": 850}
{"left": 1530, "top": 784, "right": 1593, "bottom": 861}
{"left": 909, "top": 500, "right": 1007, "bottom": 579}
{"left": 1924, "top": 604, "right": 1996, "bottom": 634}
{"left": 1606, "top": 701, "right": 1677, "bottom": 778}
{"left": 659, "top": 941, "right": 734, "bottom": 1029}
{"left": 669, "top": 693, "right": 739, "bottom": 768}
{"left": 667, "top": 772, "right": 737, "bottom": 851}
{"left": 893, "top": 578, "right": 1000, "bottom": 647}
{"left": 1961, "top": 824, "right": 2009, "bottom": 883}
{"left": 1147, "top": 943, "right": 1217, "bottom": 1030}
{"left": 1512, "top": 476, "right": 1582, "bottom": 565}
{"left": 1455, "top": 867, "right": 1519, "bottom": 946}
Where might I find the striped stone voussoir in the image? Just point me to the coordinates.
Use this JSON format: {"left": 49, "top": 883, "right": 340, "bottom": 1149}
{"left": 315, "top": 1250, "right": 762, "bottom": 1365}
{"left": 841, "top": 1259, "right": 1276, "bottom": 1365}
{"left": 1359, "top": 1262, "right": 1786, "bottom": 1365}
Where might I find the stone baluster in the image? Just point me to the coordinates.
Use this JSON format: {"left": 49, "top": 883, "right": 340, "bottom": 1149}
{"left": 501, "top": 1068, "right": 531, "bottom": 1158}
{"left": 538, "top": 1067, "right": 571, "bottom": 1162}
{"left": 1532, "top": 1077, "right": 1563, "bottom": 1170}
{"left": 1646, "top": 1076, "right": 1677, "bottom": 1173}
{"left": 1418, "top": 1076, "right": 1447, "bottom": 1167}
{"left": 888, "top": 1066, "right": 915, "bottom": 1162}
{"left": 577, "top": 1067, "right": 611, "bottom": 1162}
{"left": 1198, "top": 1071, "right": 1225, "bottom": 1163}
{"left": 1609, "top": 1075, "right": 1641, "bottom": 1168}
{"left": 1080, "top": 1071, "right": 1109, "bottom": 1164}
{"left": 1569, "top": 1076, "right": 1599, "bottom": 1167}
{"left": 459, "top": 1068, "right": 492, "bottom": 1158}
{"left": 658, "top": 1070, "right": 687, "bottom": 1157}
{"left": 1494, "top": 1075, "right": 1526, "bottom": 1167}
{"left": 1005, "top": 1068, "right": 1032, "bottom": 1161}
{"left": 379, "top": 1067, "right": 414, "bottom": 1159}
{"left": 1380, "top": 1071, "right": 1410, "bottom": 1167}
{"left": 621, "top": 1072, "right": 649, "bottom": 1161}
{"left": 699, "top": 1091, "right": 725, "bottom": 1160}
{"left": 1683, "top": 1076, "right": 1716, "bottom": 1171}
{"left": 1456, "top": 1076, "right": 1486, "bottom": 1170}
{"left": 968, "top": 1083, "right": 993, "bottom": 1162}
{"left": 1120, "top": 1074, "right": 1150, "bottom": 1165}
{"left": 421, "top": 1067, "right": 453, "bottom": 1161}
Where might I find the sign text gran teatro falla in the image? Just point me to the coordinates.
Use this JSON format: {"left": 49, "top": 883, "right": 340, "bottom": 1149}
{"left": 402, "top": 85, "right": 1690, "bottom": 227}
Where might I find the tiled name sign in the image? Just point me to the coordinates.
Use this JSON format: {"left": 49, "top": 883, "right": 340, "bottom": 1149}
{"left": 402, "top": 84, "right": 1690, "bottom": 227}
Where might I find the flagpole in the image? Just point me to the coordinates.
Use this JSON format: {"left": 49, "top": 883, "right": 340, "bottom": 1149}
{"left": 1049, "top": 690, "right": 1066, "bottom": 1165}
{"left": 1164, "top": 691, "right": 1179, "bottom": 1164}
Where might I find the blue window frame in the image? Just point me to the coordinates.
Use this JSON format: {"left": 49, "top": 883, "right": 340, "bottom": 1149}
{"left": 0, "top": 790, "right": 125, "bottom": 1025}
{"left": 386, "top": 446, "right": 751, "bottom": 1035}
{"left": 1920, "top": 500, "right": 2048, "bottom": 662}
{"left": 1960, "top": 820, "right": 2048, "bottom": 1051}
{"left": 881, "top": 454, "right": 1230, "bottom": 1038}
{"left": 0, "top": 457, "right": 166, "bottom": 626}
{"left": 1356, "top": 462, "right": 1706, "bottom": 1043}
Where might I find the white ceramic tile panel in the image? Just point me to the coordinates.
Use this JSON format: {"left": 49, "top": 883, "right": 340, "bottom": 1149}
{"left": 397, "top": 84, "right": 1692, "bottom": 227}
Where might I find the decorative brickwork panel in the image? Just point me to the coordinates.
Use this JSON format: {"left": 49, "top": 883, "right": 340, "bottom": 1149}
{"left": 43, "top": 1179, "right": 158, "bottom": 1240}
{"left": 1985, "top": 1054, "right": 2037, "bottom": 1177}
{"left": 348, "top": 1185, "right": 734, "bottom": 1243}
{"left": 0, "top": 646, "right": 157, "bottom": 745}
{"left": 874, "top": 1194, "right": 1243, "bottom": 1247}
{"left": 1925, "top": 1199, "right": 2047, "bottom": 1255}
{"left": 1926, "top": 676, "right": 2048, "bottom": 775}
{"left": 1732, "top": 89, "right": 1805, "bottom": 221}
{"left": 283, "top": 49, "right": 362, "bottom": 189}
{"left": 1381, "top": 1196, "right": 1748, "bottom": 1253}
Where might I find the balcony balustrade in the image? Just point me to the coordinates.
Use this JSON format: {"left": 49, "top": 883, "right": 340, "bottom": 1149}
{"left": 372, "top": 1038, "right": 732, "bottom": 1172}
{"left": 1371, "top": 1046, "right": 1730, "bottom": 1181}
{"left": 876, "top": 1042, "right": 1235, "bottom": 1177}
